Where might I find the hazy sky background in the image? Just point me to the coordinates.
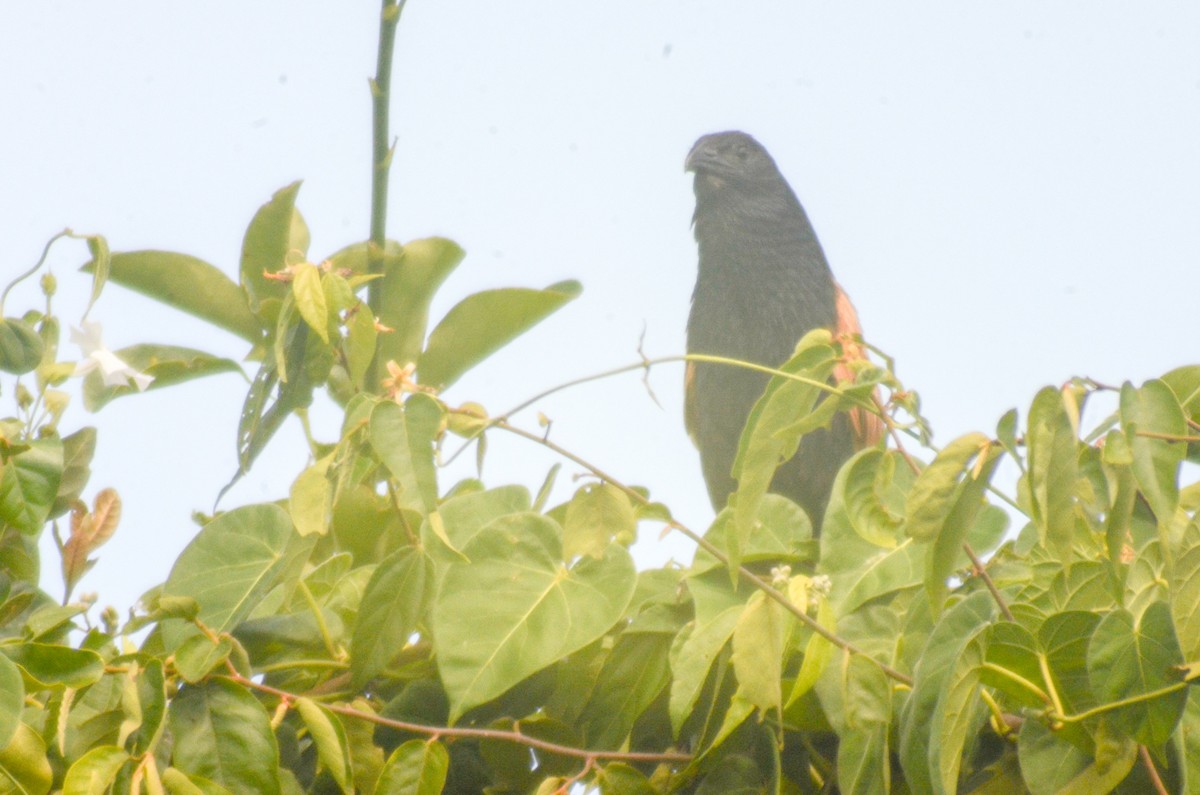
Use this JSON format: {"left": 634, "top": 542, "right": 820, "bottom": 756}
{"left": 3, "top": 3, "right": 1198, "bottom": 614}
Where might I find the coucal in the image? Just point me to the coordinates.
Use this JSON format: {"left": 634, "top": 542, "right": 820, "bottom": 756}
{"left": 684, "top": 130, "right": 882, "bottom": 532}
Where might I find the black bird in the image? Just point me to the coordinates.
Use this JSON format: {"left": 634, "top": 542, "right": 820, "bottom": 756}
{"left": 684, "top": 130, "right": 881, "bottom": 531}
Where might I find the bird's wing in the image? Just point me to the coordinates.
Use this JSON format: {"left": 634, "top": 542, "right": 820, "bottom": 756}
{"left": 832, "top": 282, "right": 886, "bottom": 449}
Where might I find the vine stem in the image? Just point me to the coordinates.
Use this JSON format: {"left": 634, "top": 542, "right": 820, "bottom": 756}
{"left": 2, "top": 229, "right": 69, "bottom": 315}
{"left": 442, "top": 351, "right": 907, "bottom": 468}
{"left": 495, "top": 420, "right": 914, "bottom": 688}
{"left": 366, "top": 0, "right": 406, "bottom": 390}
{"left": 222, "top": 665, "right": 691, "bottom": 765}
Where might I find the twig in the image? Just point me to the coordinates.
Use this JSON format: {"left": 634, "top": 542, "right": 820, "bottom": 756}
{"left": 962, "top": 542, "right": 1014, "bottom": 621}
{"left": 1135, "top": 430, "right": 1200, "bottom": 443}
{"left": 1140, "top": 744, "right": 1169, "bottom": 795}
{"left": 443, "top": 351, "right": 893, "bottom": 467}
{"left": 223, "top": 665, "right": 690, "bottom": 765}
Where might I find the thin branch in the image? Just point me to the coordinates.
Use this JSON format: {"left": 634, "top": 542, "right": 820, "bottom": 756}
{"left": 963, "top": 542, "right": 1014, "bottom": 621}
{"left": 496, "top": 420, "right": 914, "bottom": 688}
{"left": 443, "top": 351, "right": 895, "bottom": 467}
{"left": 223, "top": 666, "right": 691, "bottom": 765}
{"left": 1140, "top": 744, "right": 1169, "bottom": 795}
{"left": 365, "top": 0, "right": 406, "bottom": 390}
{"left": 1136, "top": 430, "right": 1200, "bottom": 443}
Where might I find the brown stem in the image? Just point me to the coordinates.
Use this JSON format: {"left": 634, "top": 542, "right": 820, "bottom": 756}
{"left": 223, "top": 666, "right": 690, "bottom": 765}
{"left": 1140, "top": 744, "right": 1169, "bottom": 795}
{"left": 962, "top": 542, "right": 1014, "bottom": 622}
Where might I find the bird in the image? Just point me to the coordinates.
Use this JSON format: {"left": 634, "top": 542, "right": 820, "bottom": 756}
{"left": 684, "top": 130, "right": 882, "bottom": 532}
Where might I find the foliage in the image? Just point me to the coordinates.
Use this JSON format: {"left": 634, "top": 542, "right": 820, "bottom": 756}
{"left": 3, "top": 7, "right": 1200, "bottom": 795}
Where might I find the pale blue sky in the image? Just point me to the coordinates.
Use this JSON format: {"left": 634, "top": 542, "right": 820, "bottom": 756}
{"left": 3, "top": 3, "right": 1198, "bottom": 613}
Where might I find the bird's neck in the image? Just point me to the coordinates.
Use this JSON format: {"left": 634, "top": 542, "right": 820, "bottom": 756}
{"left": 691, "top": 186, "right": 833, "bottom": 289}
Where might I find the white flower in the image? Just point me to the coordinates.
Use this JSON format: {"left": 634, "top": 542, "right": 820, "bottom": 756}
{"left": 71, "top": 321, "right": 153, "bottom": 391}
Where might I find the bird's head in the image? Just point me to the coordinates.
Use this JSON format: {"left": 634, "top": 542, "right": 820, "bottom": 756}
{"left": 685, "top": 131, "right": 785, "bottom": 194}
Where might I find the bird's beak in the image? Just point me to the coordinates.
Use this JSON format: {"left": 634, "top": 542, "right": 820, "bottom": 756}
{"left": 684, "top": 140, "right": 708, "bottom": 173}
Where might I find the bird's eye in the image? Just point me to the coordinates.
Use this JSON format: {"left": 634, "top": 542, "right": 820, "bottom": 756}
{"left": 735, "top": 145, "right": 749, "bottom": 159}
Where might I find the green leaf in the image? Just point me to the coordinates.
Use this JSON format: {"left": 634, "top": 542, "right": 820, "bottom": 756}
{"left": 350, "top": 546, "right": 434, "bottom": 689}
{"left": 50, "top": 426, "right": 96, "bottom": 520}
{"left": 340, "top": 698, "right": 385, "bottom": 795}
{"left": 1087, "top": 602, "right": 1187, "bottom": 745}
{"left": 82, "top": 235, "right": 111, "bottom": 316}
{"left": 0, "top": 721, "right": 52, "bottom": 795}
{"left": 905, "top": 432, "right": 989, "bottom": 542}
{"left": 89, "top": 251, "right": 260, "bottom": 343}
{"left": 0, "top": 655, "right": 22, "bottom": 749}
{"left": 418, "top": 281, "right": 581, "bottom": 391}
{"left": 836, "top": 719, "right": 890, "bottom": 795}
{"left": 161, "top": 503, "right": 314, "bottom": 652}
{"left": 1016, "top": 718, "right": 1091, "bottom": 795}
{"left": 294, "top": 698, "right": 352, "bottom": 794}
{"left": 841, "top": 448, "right": 906, "bottom": 547}
{"left": 169, "top": 679, "right": 281, "bottom": 795}
{"left": 898, "top": 591, "right": 996, "bottom": 794}
{"left": 345, "top": 303, "right": 377, "bottom": 390}
{"left": 691, "top": 493, "right": 815, "bottom": 579}
{"left": 785, "top": 592, "right": 835, "bottom": 708}
{"left": 668, "top": 607, "right": 740, "bottom": 736}
{"left": 422, "top": 484, "right": 530, "bottom": 564}
{"left": 821, "top": 470, "right": 925, "bottom": 617}
{"left": 288, "top": 455, "right": 332, "bottom": 537}
{"left": 231, "top": 319, "right": 315, "bottom": 483}
{"left": 375, "top": 740, "right": 448, "bottom": 795}
{"left": 173, "top": 635, "right": 233, "bottom": 683}
{"left": 1026, "top": 386, "right": 1079, "bottom": 566}
{"left": 62, "top": 745, "right": 129, "bottom": 795}
{"left": 980, "top": 622, "right": 1044, "bottom": 709}
{"left": 596, "top": 763, "right": 657, "bottom": 795}
{"left": 579, "top": 632, "right": 671, "bottom": 750}
{"left": 563, "top": 483, "right": 636, "bottom": 560}
{"left": 0, "top": 318, "right": 44, "bottom": 375}
{"left": 369, "top": 396, "right": 441, "bottom": 515}
{"left": 1172, "top": 520, "right": 1200, "bottom": 661}
{"left": 292, "top": 263, "right": 329, "bottom": 344}
{"left": 240, "top": 181, "right": 308, "bottom": 314}
{"left": 1054, "top": 725, "right": 1137, "bottom": 795}
{"left": 0, "top": 642, "right": 104, "bottom": 690}
{"left": 82, "top": 344, "right": 242, "bottom": 410}
{"left": 1161, "top": 365, "right": 1200, "bottom": 463}
{"left": 925, "top": 447, "right": 1003, "bottom": 614}
{"left": 1180, "top": 689, "right": 1200, "bottom": 795}
{"left": 374, "top": 238, "right": 464, "bottom": 376}
{"left": 1121, "top": 379, "right": 1186, "bottom": 523}
{"left": 161, "top": 767, "right": 232, "bottom": 795}
{"left": 1040, "top": 611, "right": 1102, "bottom": 719}
{"left": 1017, "top": 718, "right": 1137, "bottom": 795}
{"left": 431, "top": 513, "right": 636, "bottom": 720}
{"left": 729, "top": 333, "right": 839, "bottom": 565}
{"left": 130, "top": 660, "right": 166, "bottom": 756}
{"left": 0, "top": 437, "right": 62, "bottom": 534}
{"left": 730, "top": 590, "right": 786, "bottom": 715}
{"left": 934, "top": 632, "right": 985, "bottom": 795}
{"left": 996, "top": 407, "right": 1022, "bottom": 465}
